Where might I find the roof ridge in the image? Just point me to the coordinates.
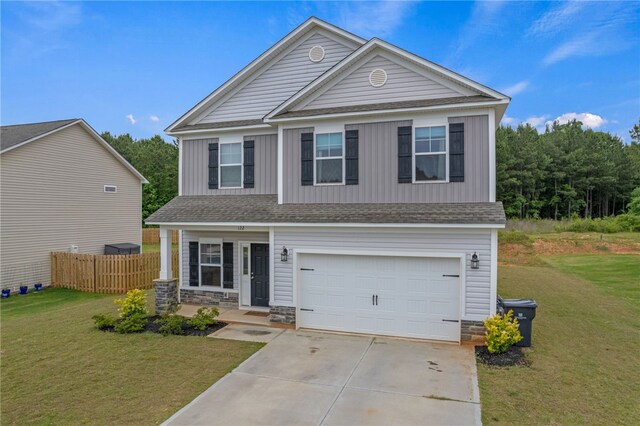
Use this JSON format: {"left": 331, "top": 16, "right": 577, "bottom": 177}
{"left": 0, "top": 118, "right": 79, "bottom": 129}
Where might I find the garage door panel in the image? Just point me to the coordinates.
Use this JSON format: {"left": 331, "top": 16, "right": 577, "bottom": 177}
{"left": 298, "top": 254, "right": 460, "bottom": 342}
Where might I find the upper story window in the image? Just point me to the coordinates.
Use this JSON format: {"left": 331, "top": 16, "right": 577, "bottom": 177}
{"left": 220, "top": 142, "right": 242, "bottom": 188}
{"left": 315, "top": 133, "right": 343, "bottom": 184}
{"left": 414, "top": 126, "right": 447, "bottom": 182}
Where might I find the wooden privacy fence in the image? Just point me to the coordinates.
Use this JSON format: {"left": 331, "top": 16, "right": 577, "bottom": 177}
{"left": 51, "top": 251, "right": 179, "bottom": 294}
{"left": 142, "top": 228, "right": 179, "bottom": 244}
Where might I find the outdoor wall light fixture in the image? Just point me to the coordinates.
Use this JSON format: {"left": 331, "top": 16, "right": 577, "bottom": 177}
{"left": 280, "top": 246, "right": 289, "bottom": 262}
{"left": 471, "top": 252, "right": 480, "bottom": 269}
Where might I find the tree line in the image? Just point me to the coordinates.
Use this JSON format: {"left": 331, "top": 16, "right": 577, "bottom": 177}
{"left": 102, "top": 119, "right": 640, "bottom": 223}
{"left": 497, "top": 120, "right": 640, "bottom": 219}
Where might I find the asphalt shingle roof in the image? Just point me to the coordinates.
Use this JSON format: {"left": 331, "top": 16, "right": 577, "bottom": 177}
{"left": 1, "top": 119, "right": 79, "bottom": 152}
{"left": 146, "top": 195, "right": 506, "bottom": 225}
{"left": 172, "top": 119, "right": 266, "bottom": 133}
{"left": 272, "top": 96, "right": 495, "bottom": 119}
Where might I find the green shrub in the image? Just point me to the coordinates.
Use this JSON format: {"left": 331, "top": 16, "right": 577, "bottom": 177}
{"left": 92, "top": 313, "right": 115, "bottom": 330}
{"left": 114, "top": 289, "right": 148, "bottom": 318}
{"left": 114, "top": 312, "right": 147, "bottom": 334}
{"left": 188, "top": 307, "right": 219, "bottom": 331}
{"left": 616, "top": 213, "right": 640, "bottom": 232}
{"left": 155, "top": 314, "right": 186, "bottom": 336}
{"left": 499, "top": 230, "right": 533, "bottom": 246}
{"left": 484, "top": 310, "right": 523, "bottom": 354}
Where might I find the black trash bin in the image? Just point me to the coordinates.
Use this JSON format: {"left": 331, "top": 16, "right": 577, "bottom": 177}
{"left": 498, "top": 297, "right": 537, "bottom": 347}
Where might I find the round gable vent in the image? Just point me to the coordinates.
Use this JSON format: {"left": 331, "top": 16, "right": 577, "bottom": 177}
{"left": 369, "top": 68, "right": 388, "bottom": 87}
{"left": 308, "top": 45, "right": 325, "bottom": 63}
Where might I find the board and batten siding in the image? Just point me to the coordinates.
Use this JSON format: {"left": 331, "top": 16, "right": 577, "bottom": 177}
{"left": 273, "top": 227, "right": 492, "bottom": 319}
{"left": 282, "top": 115, "right": 489, "bottom": 203}
{"left": 196, "top": 31, "right": 358, "bottom": 124}
{"left": 182, "top": 134, "right": 277, "bottom": 195}
{"left": 299, "top": 54, "right": 463, "bottom": 111}
{"left": 0, "top": 124, "right": 142, "bottom": 290}
{"left": 181, "top": 230, "right": 268, "bottom": 290}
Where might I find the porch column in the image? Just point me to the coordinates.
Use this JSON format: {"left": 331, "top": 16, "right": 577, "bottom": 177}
{"left": 159, "top": 227, "right": 172, "bottom": 280}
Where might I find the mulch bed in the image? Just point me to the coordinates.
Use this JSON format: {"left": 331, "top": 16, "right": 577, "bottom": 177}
{"left": 475, "top": 345, "right": 529, "bottom": 367}
{"left": 101, "top": 315, "right": 227, "bottom": 336}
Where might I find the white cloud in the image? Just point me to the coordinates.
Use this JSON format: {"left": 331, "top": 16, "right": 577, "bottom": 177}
{"left": 546, "top": 112, "right": 607, "bottom": 129}
{"left": 126, "top": 114, "right": 137, "bottom": 125}
{"left": 149, "top": 115, "right": 160, "bottom": 122}
{"left": 501, "top": 115, "right": 517, "bottom": 126}
{"left": 528, "top": 2, "right": 585, "bottom": 37}
{"left": 449, "top": 1, "right": 507, "bottom": 59}
{"left": 19, "top": 1, "right": 82, "bottom": 31}
{"left": 525, "top": 115, "right": 549, "bottom": 127}
{"left": 501, "top": 81, "right": 530, "bottom": 97}
{"left": 332, "top": 1, "right": 418, "bottom": 38}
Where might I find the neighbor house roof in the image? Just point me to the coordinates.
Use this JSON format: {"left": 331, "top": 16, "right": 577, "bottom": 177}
{"left": 1, "top": 119, "right": 78, "bottom": 151}
{"left": 0, "top": 119, "right": 148, "bottom": 183}
{"left": 146, "top": 195, "right": 506, "bottom": 226}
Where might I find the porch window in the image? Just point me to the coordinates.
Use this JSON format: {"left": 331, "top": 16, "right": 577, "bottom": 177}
{"left": 200, "top": 241, "right": 222, "bottom": 287}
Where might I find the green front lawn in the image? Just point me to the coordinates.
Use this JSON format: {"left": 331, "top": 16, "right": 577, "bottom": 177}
{"left": 0, "top": 289, "right": 263, "bottom": 425}
{"left": 478, "top": 255, "right": 640, "bottom": 424}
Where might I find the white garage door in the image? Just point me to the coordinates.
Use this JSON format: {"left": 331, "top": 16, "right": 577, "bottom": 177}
{"left": 298, "top": 254, "right": 461, "bottom": 342}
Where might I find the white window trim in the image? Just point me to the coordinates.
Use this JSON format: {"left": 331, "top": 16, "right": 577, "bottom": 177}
{"left": 313, "top": 131, "right": 345, "bottom": 186}
{"left": 103, "top": 185, "right": 118, "bottom": 193}
{"left": 412, "top": 123, "right": 449, "bottom": 184}
{"left": 219, "top": 141, "right": 244, "bottom": 189}
{"left": 198, "top": 237, "right": 224, "bottom": 289}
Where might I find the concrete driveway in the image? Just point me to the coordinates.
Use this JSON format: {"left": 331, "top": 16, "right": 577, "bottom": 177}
{"left": 163, "top": 330, "right": 481, "bottom": 426}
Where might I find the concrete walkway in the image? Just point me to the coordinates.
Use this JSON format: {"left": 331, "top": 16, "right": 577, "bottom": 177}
{"left": 163, "top": 330, "right": 481, "bottom": 426}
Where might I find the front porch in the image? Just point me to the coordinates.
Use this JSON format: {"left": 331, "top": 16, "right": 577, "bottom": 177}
{"left": 154, "top": 226, "right": 295, "bottom": 327}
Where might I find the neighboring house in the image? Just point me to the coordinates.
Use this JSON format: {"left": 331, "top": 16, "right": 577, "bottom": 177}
{"left": 147, "top": 17, "right": 509, "bottom": 343}
{"left": 0, "top": 119, "right": 147, "bottom": 291}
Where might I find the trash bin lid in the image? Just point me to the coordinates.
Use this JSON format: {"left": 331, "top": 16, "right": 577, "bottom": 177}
{"left": 105, "top": 243, "right": 140, "bottom": 249}
{"left": 501, "top": 298, "right": 537, "bottom": 308}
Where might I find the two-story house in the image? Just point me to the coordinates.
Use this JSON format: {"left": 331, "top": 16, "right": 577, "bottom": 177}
{"left": 147, "top": 17, "right": 509, "bottom": 343}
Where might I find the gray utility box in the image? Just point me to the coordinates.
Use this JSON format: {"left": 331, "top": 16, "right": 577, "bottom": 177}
{"left": 104, "top": 243, "right": 141, "bottom": 255}
{"left": 497, "top": 296, "right": 537, "bottom": 347}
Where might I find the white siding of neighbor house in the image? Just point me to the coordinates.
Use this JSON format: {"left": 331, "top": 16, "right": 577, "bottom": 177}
{"left": 273, "top": 227, "right": 492, "bottom": 320}
{"left": 0, "top": 124, "right": 142, "bottom": 290}
{"left": 182, "top": 134, "right": 277, "bottom": 195}
{"left": 282, "top": 115, "right": 490, "bottom": 203}
{"left": 298, "top": 54, "right": 464, "bottom": 111}
{"left": 181, "top": 230, "right": 269, "bottom": 290}
{"left": 195, "top": 30, "right": 358, "bottom": 124}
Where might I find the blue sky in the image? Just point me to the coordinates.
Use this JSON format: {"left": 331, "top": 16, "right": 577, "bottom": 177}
{"left": 2, "top": 1, "right": 639, "bottom": 141}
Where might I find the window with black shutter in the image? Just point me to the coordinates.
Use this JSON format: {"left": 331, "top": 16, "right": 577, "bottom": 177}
{"left": 223, "top": 242, "right": 234, "bottom": 289}
{"left": 188, "top": 242, "right": 199, "bottom": 286}
{"left": 208, "top": 143, "right": 219, "bottom": 189}
{"left": 243, "top": 140, "right": 254, "bottom": 188}
{"left": 397, "top": 126, "right": 412, "bottom": 183}
{"left": 345, "top": 129, "right": 359, "bottom": 185}
{"left": 301, "top": 132, "right": 314, "bottom": 186}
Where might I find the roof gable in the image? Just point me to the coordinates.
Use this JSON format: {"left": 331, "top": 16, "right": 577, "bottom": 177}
{"left": 167, "top": 17, "right": 365, "bottom": 134}
{"left": 1, "top": 119, "right": 147, "bottom": 183}
{"left": 266, "top": 38, "right": 509, "bottom": 120}
{"left": 295, "top": 52, "right": 470, "bottom": 111}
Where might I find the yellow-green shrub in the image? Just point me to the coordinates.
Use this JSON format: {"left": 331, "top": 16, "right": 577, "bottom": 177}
{"left": 114, "top": 289, "right": 147, "bottom": 319}
{"left": 484, "top": 310, "right": 523, "bottom": 354}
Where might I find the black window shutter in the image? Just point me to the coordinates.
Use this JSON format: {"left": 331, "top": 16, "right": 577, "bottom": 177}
{"left": 301, "top": 132, "right": 314, "bottom": 186}
{"left": 397, "top": 126, "right": 412, "bottom": 183}
{"left": 345, "top": 130, "right": 359, "bottom": 185}
{"left": 208, "top": 142, "right": 219, "bottom": 189}
{"left": 188, "top": 241, "right": 199, "bottom": 287}
{"left": 449, "top": 123, "right": 465, "bottom": 182}
{"left": 243, "top": 140, "right": 254, "bottom": 189}
{"left": 223, "top": 242, "right": 233, "bottom": 289}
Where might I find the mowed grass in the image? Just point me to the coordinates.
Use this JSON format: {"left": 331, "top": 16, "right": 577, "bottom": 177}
{"left": 478, "top": 256, "right": 640, "bottom": 424}
{"left": 0, "top": 289, "right": 263, "bottom": 425}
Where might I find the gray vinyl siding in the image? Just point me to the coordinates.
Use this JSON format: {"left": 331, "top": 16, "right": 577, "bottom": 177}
{"left": 181, "top": 230, "right": 268, "bottom": 291}
{"left": 196, "top": 31, "right": 357, "bottom": 124}
{"left": 273, "top": 227, "right": 492, "bottom": 319}
{"left": 182, "top": 134, "right": 277, "bottom": 195}
{"left": 0, "top": 124, "right": 142, "bottom": 290}
{"left": 300, "top": 54, "right": 463, "bottom": 110}
{"left": 282, "top": 115, "right": 489, "bottom": 203}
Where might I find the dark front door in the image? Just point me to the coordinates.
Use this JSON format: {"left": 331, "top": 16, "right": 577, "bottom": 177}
{"left": 251, "top": 244, "right": 269, "bottom": 307}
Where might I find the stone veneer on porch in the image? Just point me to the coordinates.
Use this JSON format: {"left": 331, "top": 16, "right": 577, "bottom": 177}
{"left": 179, "top": 289, "right": 239, "bottom": 309}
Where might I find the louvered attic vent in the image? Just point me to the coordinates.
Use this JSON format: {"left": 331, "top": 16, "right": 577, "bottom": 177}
{"left": 308, "top": 45, "right": 325, "bottom": 63}
{"left": 369, "top": 68, "right": 388, "bottom": 87}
